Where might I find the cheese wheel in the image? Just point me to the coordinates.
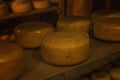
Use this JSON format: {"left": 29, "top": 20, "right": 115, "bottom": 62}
{"left": 0, "top": 3, "right": 9, "bottom": 17}
{"left": 93, "top": 18, "right": 120, "bottom": 41}
{"left": 14, "top": 21, "right": 54, "bottom": 48}
{"left": 92, "top": 10, "right": 120, "bottom": 19}
{"left": 0, "top": 42, "right": 24, "bottom": 80}
{"left": 33, "top": 0, "right": 50, "bottom": 9}
{"left": 57, "top": 16, "right": 91, "bottom": 33}
{"left": 91, "top": 71, "right": 112, "bottom": 80}
{"left": 78, "top": 77, "right": 90, "bottom": 80}
{"left": 11, "top": 0, "right": 32, "bottom": 13}
{"left": 109, "top": 67, "right": 120, "bottom": 80}
{"left": 41, "top": 31, "right": 90, "bottom": 66}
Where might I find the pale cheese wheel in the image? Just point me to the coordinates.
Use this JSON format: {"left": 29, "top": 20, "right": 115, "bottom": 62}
{"left": 41, "top": 31, "right": 90, "bottom": 66}
{"left": 109, "top": 67, "right": 120, "bottom": 80}
{"left": 78, "top": 77, "right": 90, "bottom": 80}
{"left": 0, "top": 3, "right": 9, "bottom": 17}
{"left": 92, "top": 10, "right": 120, "bottom": 20}
{"left": 0, "top": 42, "right": 24, "bottom": 80}
{"left": 91, "top": 71, "right": 112, "bottom": 80}
{"left": 57, "top": 16, "right": 91, "bottom": 33}
{"left": 33, "top": 0, "right": 50, "bottom": 9}
{"left": 11, "top": 1, "right": 32, "bottom": 13}
{"left": 93, "top": 18, "right": 120, "bottom": 41}
{"left": 14, "top": 21, "right": 54, "bottom": 48}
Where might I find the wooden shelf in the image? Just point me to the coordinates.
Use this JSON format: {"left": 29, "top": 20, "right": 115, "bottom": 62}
{"left": 0, "top": 6, "right": 58, "bottom": 21}
{"left": 18, "top": 39, "right": 120, "bottom": 80}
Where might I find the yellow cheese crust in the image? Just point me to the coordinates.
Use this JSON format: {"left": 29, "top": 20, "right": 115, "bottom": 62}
{"left": 93, "top": 18, "right": 120, "bottom": 41}
{"left": 0, "top": 42, "right": 24, "bottom": 80}
{"left": 41, "top": 31, "right": 90, "bottom": 66}
{"left": 57, "top": 16, "right": 91, "bottom": 33}
{"left": 15, "top": 21, "right": 54, "bottom": 48}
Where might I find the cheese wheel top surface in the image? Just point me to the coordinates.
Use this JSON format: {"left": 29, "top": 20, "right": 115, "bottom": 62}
{"left": 91, "top": 71, "right": 111, "bottom": 80}
{"left": 92, "top": 10, "right": 120, "bottom": 19}
{"left": 0, "top": 42, "right": 23, "bottom": 62}
{"left": 15, "top": 21, "right": 54, "bottom": 32}
{"left": 95, "top": 18, "right": 120, "bottom": 29}
{"left": 110, "top": 67, "right": 120, "bottom": 79}
{"left": 58, "top": 16, "right": 91, "bottom": 24}
{"left": 41, "top": 31, "right": 89, "bottom": 48}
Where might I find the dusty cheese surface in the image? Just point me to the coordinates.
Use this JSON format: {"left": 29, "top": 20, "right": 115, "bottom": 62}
{"left": 57, "top": 16, "right": 91, "bottom": 33}
{"left": 93, "top": 18, "right": 120, "bottom": 41}
{"left": 41, "top": 31, "right": 90, "bottom": 66}
{"left": 0, "top": 42, "right": 24, "bottom": 80}
{"left": 15, "top": 21, "right": 54, "bottom": 48}
{"left": 33, "top": 0, "right": 50, "bottom": 9}
{"left": 92, "top": 10, "right": 120, "bottom": 19}
{"left": 11, "top": 1, "right": 32, "bottom": 13}
{"left": 91, "top": 71, "right": 112, "bottom": 80}
{"left": 110, "top": 67, "right": 120, "bottom": 80}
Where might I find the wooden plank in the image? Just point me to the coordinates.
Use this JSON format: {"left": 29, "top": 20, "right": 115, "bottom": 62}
{"left": 19, "top": 39, "right": 120, "bottom": 80}
{"left": 0, "top": 6, "right": 58, "bottom": 21}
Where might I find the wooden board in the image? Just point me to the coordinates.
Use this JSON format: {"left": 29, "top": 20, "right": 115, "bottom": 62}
{"left": 0, "top": 6, "right": 58, "bottom": 21}
{"left": 19, "top": 39, "right": 120, "bottom": 80}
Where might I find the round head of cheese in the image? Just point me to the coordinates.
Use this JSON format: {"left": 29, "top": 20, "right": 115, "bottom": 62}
{"left": 11, "top": 1, "right": 32, "bottom": 13}
{"left": 91, "top": 71, "right": 112, "bottom": 80}
{"left": 0, "top": 41, "right": 24, "bottom": 80}
{"left": 41, "top": 31, "right": 90, "bottom": 66}
{"left": 57, "top": 16, "right": 91, "bottom": 32}
{"left": 92, "top": 10, "right": 120, "bottom": 19}
{"left": 14, "top": 21, "right": 54, "bottom": 48}
{"left": 93, "top": 18, "right": 120, "bottom": 41}
{"left": 110, "top": 67, "right": 120, "bottom": 80}
{"left": 33, "top": 0, "right": 49, "bottom": 9}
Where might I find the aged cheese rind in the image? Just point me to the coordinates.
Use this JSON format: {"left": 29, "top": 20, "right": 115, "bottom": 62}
{"left": 11, "top": 1, "right": 32, "bottom": 13}
{"left": 92, "top": 10, "right": 120, "bottom": 19}
{"left": 110, "top": 68, "right": 120, "bottom": 80}
{"left": 33, "top": 0, "right": 49, "bottom": 9}
{"left": 91, "top": 71, "right": 112, "bottom": 80}
{"left": 15, "top": 21, "right": 54, "bottom": 48}
{"left": 57, "top": 16, "right": 91, "bottom": 33}
{"left": 0, "top": 42, "right": 24, "bottom": 80}
{"left": 41, "top": 31, "right": 90, "bottom": 66}
{"left": 93, "top": 18, "right": 120, "bottom": 41}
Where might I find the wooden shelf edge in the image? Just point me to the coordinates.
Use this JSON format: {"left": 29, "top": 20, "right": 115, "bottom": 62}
{"left": 0, "top": 6, "right": 58, "bottom": 21}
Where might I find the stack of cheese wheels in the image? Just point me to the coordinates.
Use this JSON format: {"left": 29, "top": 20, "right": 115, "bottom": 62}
{"left": 0, "top": 42, "right": 24, "bottom": 80}
{"left": 0, "top": 2, "right": 9, "bottom": 17}
{"left": 78, "top": 77, "right": 90, "bottom": 80}
{"left": 93, "top": 18, "right": 120, "bottom": 41}
{"left": 14, "top": 21, "right": 54, "bottom": 48}
{"left": 41, "top": 31, "right": 90, "bottom": 66}
{"left": 57, "top": 16, "right": 91, "bottom": 33}
{"left": 33, "top": 0, "right": 50, "bottom": 9}
{"left": 92, "top": 10, "right": 120, "bottom": 20}
{"left": 11, "top": 0, "right": 32, "bottom": 13}
{"left": 91, "top": 71, "right": 112, "bottom": 80}
{"left": 109, "top": 67, "right": 120, "bottom": 80}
